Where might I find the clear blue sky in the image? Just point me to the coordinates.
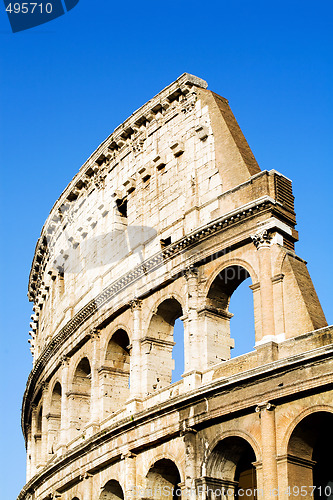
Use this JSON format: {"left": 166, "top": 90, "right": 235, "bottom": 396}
{"left": 1, "top": 1, "right": 332, "bottom": 498}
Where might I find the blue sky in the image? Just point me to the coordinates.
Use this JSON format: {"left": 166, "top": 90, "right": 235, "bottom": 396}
{"left": 0, "top": 1, "right": 332, "bottom": 498}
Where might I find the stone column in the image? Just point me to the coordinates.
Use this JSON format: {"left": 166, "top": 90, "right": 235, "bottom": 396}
{"left": 41, "top": 382, "right": 49, "bottom": 465}
{"left": 124, "top": 452, "right": 137, "bottom": 499}
{"left": 271, "top": 273, "right": 285, "bottom": 337}
{"left": 252, "top": 230, "right": 275, "bottom": 342}
{"left": 183, "top": 267, "right": 200, "bottom": 373}
{"left": 30, "top": 405, "right": 38, "bottom": 476}
{"left": 60, "top": 356, "right": 70, "bottom": 448}
{"left": 80, "top": 472, "right": 93, "bottom": 500}
{"left": 90, "top": 328, "right": 101, "bottom": 426}
{"left": 182, "top": 427, "right": 198, "bottom": 500}
{"left": 129, "top": 299, "right": 142, "bottom": 400}
{"left": 26, "top": 424, "right": 32, "bottom": 482}
{"left": 256, "top": 402, "right": 278, "bottom": 500}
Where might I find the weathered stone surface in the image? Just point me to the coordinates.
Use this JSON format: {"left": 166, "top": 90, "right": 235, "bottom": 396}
{"left": 20, "top": 74, "right": 332, "bottom": 500}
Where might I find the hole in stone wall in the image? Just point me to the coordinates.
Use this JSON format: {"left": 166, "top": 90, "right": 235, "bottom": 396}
{"left": 160, "top": 236, "right": 172, "bottom": 248}
{"left": 116, "top": 198, "right": 127, "bottom": 218}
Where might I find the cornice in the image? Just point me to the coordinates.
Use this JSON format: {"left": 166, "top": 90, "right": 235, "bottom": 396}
{"left": 21, "top": 196, "right": 291, "bottom": 438}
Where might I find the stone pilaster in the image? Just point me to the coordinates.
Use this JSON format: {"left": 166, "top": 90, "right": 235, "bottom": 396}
{"left": 124, "top": 452, "right": 137, "bottom": 499}
{"left": 181, "top": 426, "right": 198, "bottom": 500}
{"left": 26, "top": 424, "right": 32, "bottom": 482}
{"left": 252, "top": 230, "right": 275, "bottom": 342}
{"left": 30, "top": 405, "right": 38, "bottom": 476}
{"left": 79, "top": 472, "right": 93, "bottom": 500}
{"left": 183, "top": 267, "right": 200, "bottom": 373}
{"left": 89, "top": 328, "right": 101, "bottom": 425}
{"left": 129, "top": 299, "right": 143, "bottom": 400}
{"left": 256, "top": 402, "right": 278, "bottom": 499}
{"left": 59, "top": 356, "right": 69, "bottom": 448}
{"left": 41, "top": 382, "right": 49, "bottom": 466}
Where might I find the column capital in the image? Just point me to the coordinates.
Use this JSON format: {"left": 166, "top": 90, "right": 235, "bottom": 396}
{"left": 31, "top": 403, "right": 38, "bottom": 413}
{"left": 60, "top": 355, "right": 70, "bottom": 366}
{"left": 251, "top": 229, "right": 272, "bottom": 249}
{"left": 183, "top": 266, "right": 199, "bottom": 280}
{"left": 255, "top": 401, "right": 276, "bottom": 413}
{"left": 130, "top": 298, "right": 142, "bottom": 310}
{"left": 41, "top": 381, "right": 49, "bottom": 392}
{"left": 89, "top": 327, "right": 100, "bottom": 340}
{"left": 79, "top": 471, "right": 93, "bottom": 481}
{"left": 50, "top": 492, "right": 62, "bottom": 499}
{"left": 121, "top": 451, "right": 137, "bottom": 460}
{"left": 180, "top": 427, "right": 198, "bottom": 437}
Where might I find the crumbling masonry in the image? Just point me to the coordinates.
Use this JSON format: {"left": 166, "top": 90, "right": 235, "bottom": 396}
{"left": 19, "top": 74, "right": 333, "bottom": 500}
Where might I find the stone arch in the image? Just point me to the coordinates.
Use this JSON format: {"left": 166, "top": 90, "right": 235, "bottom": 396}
{"left": 204, "top": 429, "right": 261, "bottom": 473}
{"left": 99, "top": 479, "right": 124, "bottom": 500}
{"left": 144, "top": 452, "right": 184, "bottom": 482}
{"left": 69, "top": 357, "right": 91, "bottom": 436}
{"left": 143, "top": 297, "right": 184, "bottom": 394}
{"left": 281, "top": 405, "right": 333, "bottom": 456}
{"left": 204, "top": 258, "right": 258, "bottom": 295}
{"left": 145, "top": 458, "right": 182, "bottom": 499}
{"left": 205, "top": 435, "right": 258, "bottom": 500}
{"left": 48, "top": 381, "right": 62, "bottom": 453}
{"left": 202, "top": 261, "right": 256, "bottom": 363}
{"left": 285, "top": 410, "right": 333, "bottom": 498}
{"left": 101, "top": 328, "right": 130, "bottom": 417}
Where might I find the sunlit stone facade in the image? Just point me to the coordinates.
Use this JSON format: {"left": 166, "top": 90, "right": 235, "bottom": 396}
{"left": 19, "top": 74, "right": 333, "bottom": 500}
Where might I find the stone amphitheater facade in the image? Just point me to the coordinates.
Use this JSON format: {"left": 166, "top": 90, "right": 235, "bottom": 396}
{"left": 19, "top": 74, "right": 333, "bottom": 500}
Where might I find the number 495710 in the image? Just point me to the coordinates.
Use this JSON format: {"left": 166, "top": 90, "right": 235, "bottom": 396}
{"left": 6, "top": 3, "right": 53, "bottom": 14}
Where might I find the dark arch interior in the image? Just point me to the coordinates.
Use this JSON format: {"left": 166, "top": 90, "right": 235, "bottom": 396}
{"left": 37, "top": 406, "right": 42, "bottom": 433}
{"left": 147, "top": 298, "right": 184, "bottom": 391}
{"left": 100, "top": 479, "right": 124, "bottom": 500}
{"left": 154, "top": 299, "right": 183, "bottom": 328}
{"left": 146, "top": 458, "right": 181, "bottom": 499}
{"left": 288, "top": 411, "right": 333, "bottom": 500}
{"left": 106, "top": 329, "right": 130, "bottom": 363}
{"left": 207, "top": 266, "right": 250, "bottom": 310}
{"left": 74, "top": 357, "right": 91, "bottom": 379}
{"left": 207, "top": 436, "right": 257, "bottom": 499}
{"left": 51, "top": 382, "right": 62, "bottom": 410}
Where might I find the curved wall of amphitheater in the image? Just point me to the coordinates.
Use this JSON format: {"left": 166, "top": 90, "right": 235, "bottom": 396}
{"left": 20, "top": 74, "right": 333, "bottom": 500}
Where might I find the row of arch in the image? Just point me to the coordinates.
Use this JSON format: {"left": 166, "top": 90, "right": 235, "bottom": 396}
{"left": 33, "top": 265, "right": 256, "bottom": 459}
{"left": 50, "top": 411, "right": 333, "bottom": 500}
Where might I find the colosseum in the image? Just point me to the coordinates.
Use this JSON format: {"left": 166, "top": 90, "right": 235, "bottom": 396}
{"left": 19, "top": 74, "right": 333, "bottom": 500}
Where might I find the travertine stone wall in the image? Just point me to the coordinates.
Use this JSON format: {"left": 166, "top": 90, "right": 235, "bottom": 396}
{"left": 20, "top": 74, "right": 332, "bottom": 500}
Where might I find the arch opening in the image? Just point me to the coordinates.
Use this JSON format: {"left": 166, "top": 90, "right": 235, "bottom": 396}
{"left": 228, "top": 275, "right": 255, "bottom": 358}
{"left": 144, "top": 298, "right": 183, "bottom": 394}
{"left": 70, "top": 357, "right": 91, "bottom": 435}
{"left": 204, "top": 265, "right": 254, "bottom": 364}
{"left": 99, "top": 479, "right": 124, "bottom": 500}
{"left": 102, "top": 329, "right": 130, "bottom": 417}
{"left": 146, "top": 458, "right": 181, "bottom": 500}
{"left": 206, "top": 436, "right": 257, "bottom": 499}
{"left": 288, "top": 411, "right": 333, "bottom": 499}
{"left": 48, "top": 382, "right": 62, "bottom": 454}
{"left": 172, "top": 318, "right": 184, "bottom": 384}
